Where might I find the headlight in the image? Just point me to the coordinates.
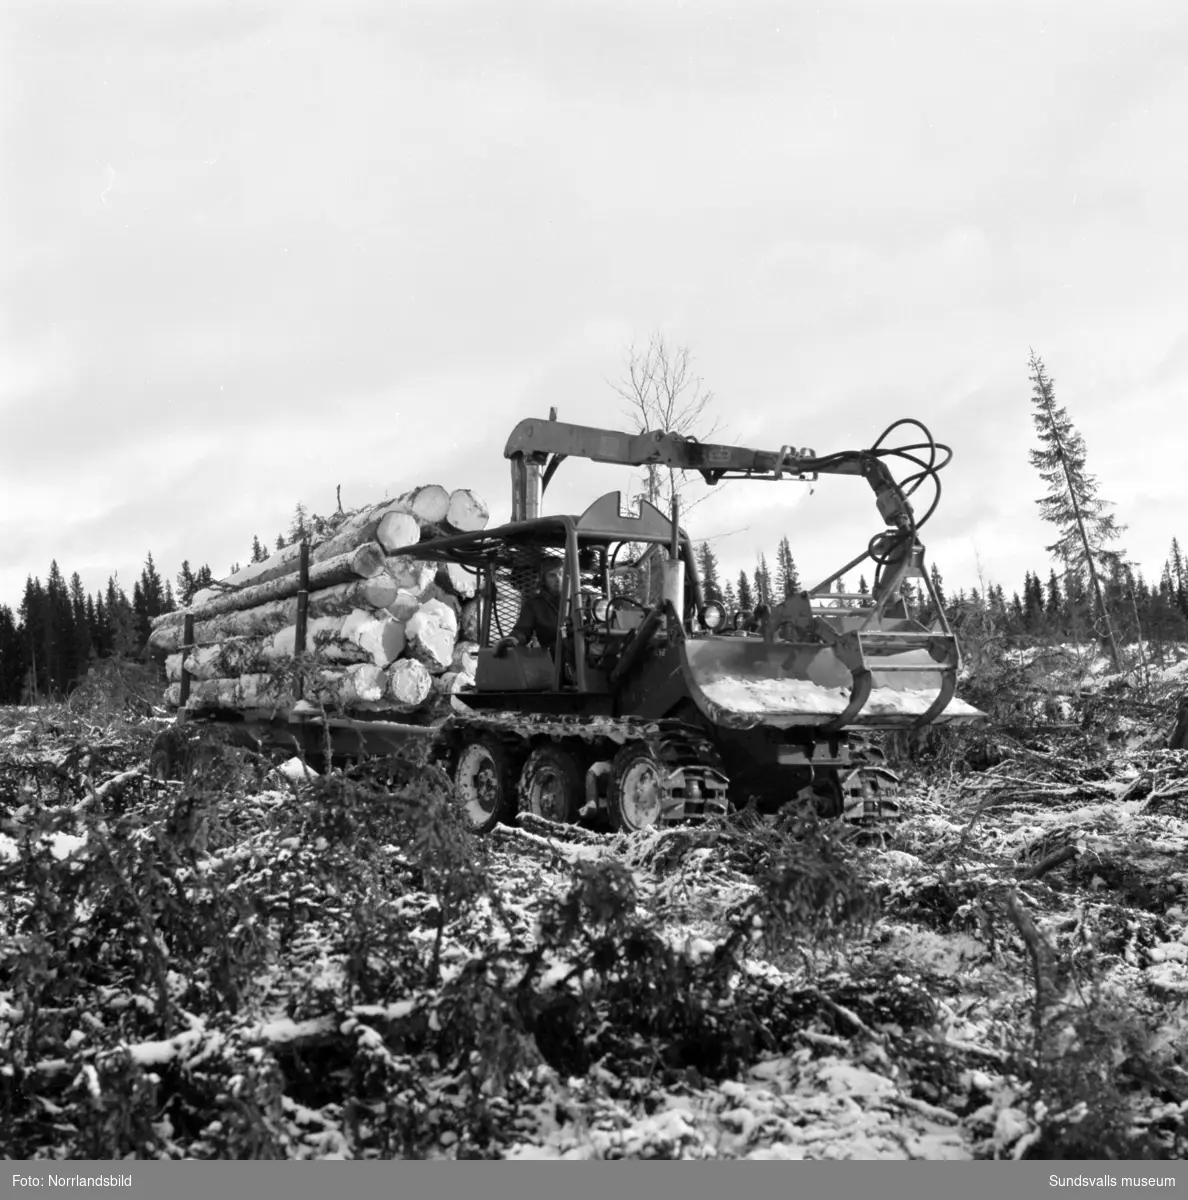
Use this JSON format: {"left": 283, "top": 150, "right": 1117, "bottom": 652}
{"left": 593, "top": 598, "right": 609, "bottom": 621}
{"left": 700, "top": 601, "right": 725, "bottom": 630}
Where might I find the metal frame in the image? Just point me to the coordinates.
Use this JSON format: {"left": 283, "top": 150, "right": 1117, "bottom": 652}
{"left": 392, "top": 497, "right": 704, "bottom": 699}
{"left": 294, "top": 540, "right": 310, "bottom": 699}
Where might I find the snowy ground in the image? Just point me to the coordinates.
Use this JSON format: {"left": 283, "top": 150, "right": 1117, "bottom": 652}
{"left": 1, "top": 666, "right": 1187, "bottom": 1159}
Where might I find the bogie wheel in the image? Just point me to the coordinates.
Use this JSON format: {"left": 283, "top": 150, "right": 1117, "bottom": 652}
{"left": 806, "top": 770, "right": 844, "bottom": 820}
{"left": 792, "top": 772, "right": 844, "bottom": 820}
{"left": 519, "top": 744, "right": 585, "bottom": 824}
{"left": 608, "top": 744, "right": 667, "bottom": 832}
{"left": 453, "top": 735, "right": 514, "bottom": 834}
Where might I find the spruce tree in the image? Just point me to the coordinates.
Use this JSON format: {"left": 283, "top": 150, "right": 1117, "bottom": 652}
{"left": 1167, "top": 537, "right": 1188, "bottom": 617}
{"left": 0, "top": 604, "right": 22, "bottom": 703}
{"left": 176, "top": 561, "right": 197, "bottom": 606}
{"left": 914, "top": 564, "right": 941, "bottom": 626}
{"left": 928, "top": 563, "right": 946, "bottom": 609}
{"left": 86, "top": 594, "right": 104, "bottom": 657}
{"left": 20, "top": 576, "right": 46, "bottom": 700}
{"left": 68, "top": 572, "right": 91, "bottom": 682}
{"left": 1149, "top": 573, "right": 1188, "bottom": 656}
{"left": 988, "top": 584, "right": 1008, "bottom": 631}
{"left": 754, "top": 553, "right": 773, "bottom": 607}
{"left": 1134, "top": 571, "right": 1150, "bottom": 611}
{"left": 1023, "top": 571, "right": 1045, "bottom": 633}
{"left": 105, "top": 576, "right": 141, "bottom": 658}
{"left": 288, "top": 503, "right": 309, "bottom": 545}
{"left": 1045, "top": 570, "right": 1062, "bottom": 631}
{"left": 1061, "top": 569, "right": 1091, "bottom": 643}
{"left": 45, "top": 562, "right": 73, "bottom": 694}
{"left": 1009, "top": 591, "right": 1025, "bottom": 633}
{"left": 775, "top": 536, "right": 800, "bottom": 598}
{"left": 695, "top": 543, "right": 723, "bottom": 603}
{"left": 133, "top": 553, "right": 166, "bottom": 647}
{"left": 276, "top": 534, "right": 286, "bottom": 551}
{"left": 1027, "top": 351, "right": 1123, "bottom": 664}
{"left": 251, "top": 535, "right": 268, "bottom": 563}
{"left": 144, "top": 553, "right": 164, "bottom": 609}
{"left": 132, "top": 580, "right": 147, "bottom": 648}
{"left": 737, "top": 570, "right": 754, "bottom": 611}
{"left": 722, "top": 580, "right": 738, "bottom": 612}
{"left": 900, "top": 580, "right": 918, "bottom": 618}
{"left": 91, "top": 594, "right": 110, "bottom": 657}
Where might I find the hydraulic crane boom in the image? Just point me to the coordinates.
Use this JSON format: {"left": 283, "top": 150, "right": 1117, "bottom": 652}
{"left": 503, "top": 416, "right": 915, "bottom": 530}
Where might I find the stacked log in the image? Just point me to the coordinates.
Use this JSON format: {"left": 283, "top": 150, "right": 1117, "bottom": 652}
{"left": 156, "top": 485, "right": 488, "bottom": 717}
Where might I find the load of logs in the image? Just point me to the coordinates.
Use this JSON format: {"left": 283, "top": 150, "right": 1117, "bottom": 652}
{"left": 149, "top": 485, "right": 489, "bottom": 719}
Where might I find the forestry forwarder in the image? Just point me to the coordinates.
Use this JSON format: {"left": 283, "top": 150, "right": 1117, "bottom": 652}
{"left": 158, "top": 414, "right": 985, "bottom": 834}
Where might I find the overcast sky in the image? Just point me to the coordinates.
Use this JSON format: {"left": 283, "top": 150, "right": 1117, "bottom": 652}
{"left": 2, "top": 0, "right": 1186, "bottom": 613}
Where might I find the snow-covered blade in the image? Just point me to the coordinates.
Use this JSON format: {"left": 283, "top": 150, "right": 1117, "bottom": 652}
{"left": 683, "top": 637, "right": 984, "bottom": 730}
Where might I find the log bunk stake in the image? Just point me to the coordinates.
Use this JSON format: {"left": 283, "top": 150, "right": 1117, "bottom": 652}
{"left": 178, "top": 614, "right": 195, "bottom": 718}
{"left": 294, "top": 540, "right": 310, "bottom": 699}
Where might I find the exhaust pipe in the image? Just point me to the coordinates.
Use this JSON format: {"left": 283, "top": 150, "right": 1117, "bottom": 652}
{"left": 662, "top": 493, "right": 685, "bottom": 624}
{"left": 662, "top": 560, "right": 685, "bottom": 618}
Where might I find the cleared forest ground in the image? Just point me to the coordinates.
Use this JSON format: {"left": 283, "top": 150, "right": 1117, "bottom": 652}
{"left": 2, "top": 659, "right": 1187, "bottom": 1160}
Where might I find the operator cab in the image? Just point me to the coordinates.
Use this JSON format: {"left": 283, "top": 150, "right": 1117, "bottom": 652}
{"left": 456, "top": 490, "right": 703, "bottom": 699}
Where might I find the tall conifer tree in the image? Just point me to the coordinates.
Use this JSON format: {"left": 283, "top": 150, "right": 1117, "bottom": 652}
{"left": 1027, "top": 351, "right": 1123, "bottom": 664}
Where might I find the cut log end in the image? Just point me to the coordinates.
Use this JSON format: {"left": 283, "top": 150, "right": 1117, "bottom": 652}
{"left": 392, "top": 484, "right": 450, "bottom": 525}
{"left": 376, "top": 510, "right": 420, "bottom": 554}
{"left": 388, "top": 658, "right": 432, "bottom": 710}
{"left": 446, "top": 488, "right": 489, "bottom": 533}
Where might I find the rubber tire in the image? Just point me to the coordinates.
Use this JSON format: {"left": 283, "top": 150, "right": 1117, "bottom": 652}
{"left": 607, "top": 743, "right": 666, "bottom": 832}
{"left": 519, "top": 744, "right": 585, "bottom": 824}
{"left": 453, "top": 734, "right": 514, "bottom": 835}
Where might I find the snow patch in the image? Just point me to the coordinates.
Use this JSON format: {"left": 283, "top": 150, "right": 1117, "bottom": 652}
{"left": 700, "top": 676, "right": 982, "bottom": 720}
{"left": 47, "top": 832, "right": 88, "bottom": 860}
{"left": 277, "top": 757, "right": 319, "bottom": 782}
{"left": 883, "top": 929, "right": 988, "bottom": 974}
{"left": 816, "top": 1061, "right": 895, "bottom": 1097}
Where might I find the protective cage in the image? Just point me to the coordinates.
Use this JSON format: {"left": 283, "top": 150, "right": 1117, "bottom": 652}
{"left": 483, "top": 550, "right": 549, "bottom": 647}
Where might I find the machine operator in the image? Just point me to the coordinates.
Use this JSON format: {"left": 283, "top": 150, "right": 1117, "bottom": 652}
{"left": 492, "top": 555, "right": 565, "bottom": 658}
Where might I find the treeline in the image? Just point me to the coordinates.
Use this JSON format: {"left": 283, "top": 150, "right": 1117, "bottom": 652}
{"left": 0, "top": 555, "right": 175, "bottom": 704}
{"left": 0, "top": 508, "right": 318, "bottom": 704}
{"left": 945, "top": 540, "right": 1188, "bottom": 653}
{"left": 698, "top": 535, "right": 1188, "bottom": 653}
{"left": 696, "top": 537, "right": 803, "bottom": 612}
{"left": 4, "top": 514, "right": 1187, "bottom": 705}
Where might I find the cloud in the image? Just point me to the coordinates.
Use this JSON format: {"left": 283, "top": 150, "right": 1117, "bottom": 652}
{"left": 0, "top": 331, "right": 77, "bottom": 409}
{"left": 2, "top": 1, "right": 1187, "bottom": 614}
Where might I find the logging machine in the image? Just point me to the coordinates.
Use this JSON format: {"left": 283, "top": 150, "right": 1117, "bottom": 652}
{"left": 152, "top": 412, "right": 985, "bottom": 833}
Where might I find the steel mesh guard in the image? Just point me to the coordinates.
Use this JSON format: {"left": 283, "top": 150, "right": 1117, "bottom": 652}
{"left": 486, "top": 551, "right": 544, "bottom": 645}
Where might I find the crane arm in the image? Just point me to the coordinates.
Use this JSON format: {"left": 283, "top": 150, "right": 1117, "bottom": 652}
{"left": 504, "top": 417, "right": 915, "bottom": 528}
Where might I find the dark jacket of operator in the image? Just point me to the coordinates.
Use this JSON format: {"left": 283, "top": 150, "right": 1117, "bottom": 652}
{"left": 505, "top": 590, "right": 562, "bottom": 651}
{"left": 493, "top": 555, "right": 567, "bottom": 659}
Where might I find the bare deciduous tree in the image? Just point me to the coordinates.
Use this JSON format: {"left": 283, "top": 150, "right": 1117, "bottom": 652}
{"left": 608, "top": 333, "right": 726, "bottom": 602}
{"left": 610, "top": 332, "right": 723, "bottom": 518}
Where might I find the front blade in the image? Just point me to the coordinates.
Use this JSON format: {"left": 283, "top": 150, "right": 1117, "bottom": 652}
{"left": 681, "top": 637, "right": 984, "bottom": 730}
